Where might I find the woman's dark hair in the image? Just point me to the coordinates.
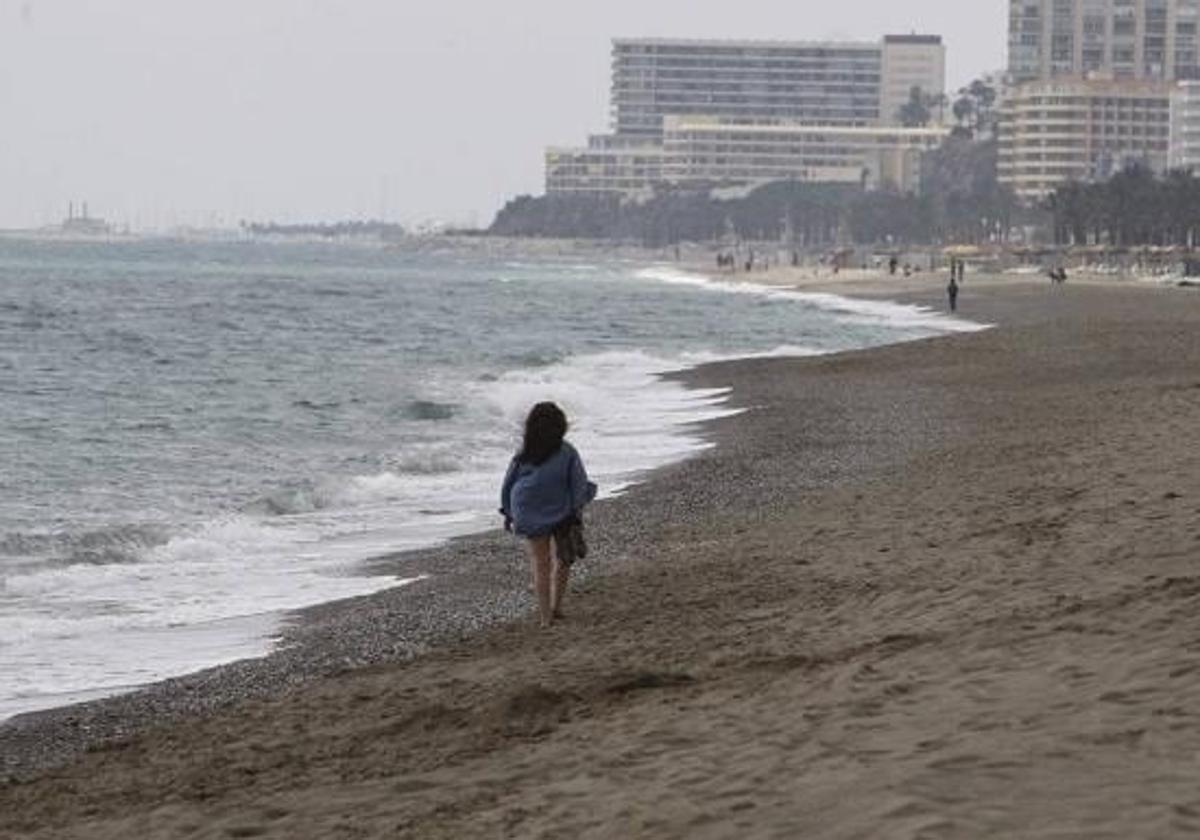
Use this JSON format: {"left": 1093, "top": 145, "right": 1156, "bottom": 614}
{"left": 519, "top": 402, "right": 568, "bottom": 466}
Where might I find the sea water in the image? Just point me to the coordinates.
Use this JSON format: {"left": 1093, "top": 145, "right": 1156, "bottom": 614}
{"left": 0, "top": 238, "right": 981, "bottom": 719}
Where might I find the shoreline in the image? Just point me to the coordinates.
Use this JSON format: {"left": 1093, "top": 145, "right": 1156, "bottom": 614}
{"left": 0, "top": 272, "right": 978, "bottom": 776}
{"left": 6, "top": 276, "right": 1200, "bottom": 837}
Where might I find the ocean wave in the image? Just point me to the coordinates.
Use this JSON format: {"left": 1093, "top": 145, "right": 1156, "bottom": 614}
{"left": 0, "top": 524, "right": 171, "bottom": 572}
{"left": 477, "top": 348, "right": 746, "bottom": 497}
{"left": 251, "top": 449, "right": 479, "bottom": 518}
{"left": 388, "top": 445, "right": 474, "bottom": 475}
{"left": 401, "top": 400, "right": 457, "bottom": 421}
{"left": 635, "top": 266, "right": 990, "bottom": 333}
{"left": 252, "top": 485, "right": 326, "bottom": 516}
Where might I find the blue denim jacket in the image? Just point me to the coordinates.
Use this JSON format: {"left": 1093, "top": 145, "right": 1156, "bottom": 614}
{"left": 500, "top": 442, "right": 597, "bottom": 537}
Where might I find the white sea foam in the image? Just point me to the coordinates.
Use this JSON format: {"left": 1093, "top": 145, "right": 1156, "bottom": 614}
{"left": 479, "top": 349, "right": 748, "bottom": 495}
{"left": 0, "top": 346, "right": 757, "bottom": 721}
{"left": 635, "top": 266, "right": 990, "bottom": 333}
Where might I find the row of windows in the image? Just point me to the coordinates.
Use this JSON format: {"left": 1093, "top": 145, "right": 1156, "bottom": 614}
{"left": 666, "top": 136, "right": 936, "bottom": 149}
{"left": 1012, "top": 112, "right": 1170, "bottom": 122}
{"left": 667, "top": 145, "right": 928, "bottom": 158}
{"left": 616, "top": 63, "right": 882, "bottom": 76}
{"left": 1010, "top": 125, "right": 1169, "bottom": 134}
{"left": 671, "top": 157, "right": 861, "bottom": 167}
{"left": 1004, "top": 136, "right": 1168, "bottom": 148}
{"left": 614, "top": 57, "right": 880, "bottom": 71}
{"left": 615, "top": 46, "right": 877, "bottom": 59}
{"left": 614, "top": 79, "right": 884, "bottom": 91}
{"left": 619, "top": 103, "right": 882, "bottom": 116}
{"left": 1016, "top": 96, "right": 1167, "bottom": 107}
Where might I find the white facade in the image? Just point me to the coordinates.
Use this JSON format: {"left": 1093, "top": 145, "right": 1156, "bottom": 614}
{"left": 545, "top": 139, "right": 665, "bottom": 197}
{"left": 610, "top": 35, "right": 945, "bottom": 136}
{"left": 547, "top": 33, "right": 948, "bottom": 197}
{"left": 1009, "top": 0, "right": 1200, "bottom": 84}
{"left": 662, "top": 117, "right": 947, "bottom": 193}
{"left": 546, "top": 119, "right": 949, "bottom": 196}
{"left": 998, "top": 78, "right": 1171, "bottom": 200}
{"left": 1170, "top": 79, "right": 1200, "bottom": 166}
{"left": 881, "top": 35, "right": 948, "bottom": 125}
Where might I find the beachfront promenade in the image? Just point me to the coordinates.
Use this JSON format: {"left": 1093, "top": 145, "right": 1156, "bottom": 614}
{"left": 4, "top": 277, "right": 1200, "bottom": 838}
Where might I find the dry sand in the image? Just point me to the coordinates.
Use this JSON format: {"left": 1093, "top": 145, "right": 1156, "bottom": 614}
{"left": 4, "top": 278, "right": 1200, "bottom": 839}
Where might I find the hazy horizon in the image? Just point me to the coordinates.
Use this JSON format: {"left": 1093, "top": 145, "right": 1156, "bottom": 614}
{"left": 0, "top": 0, "right": 1006, "bottom": 232}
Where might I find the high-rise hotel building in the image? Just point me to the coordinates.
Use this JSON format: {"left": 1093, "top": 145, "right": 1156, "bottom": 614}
{"left": 546, "top": 35, "right": 947, "bottom": 197}
{"left": 1001, "top": 1, "right": 1200, "bottom": 200}
{"left": 1009, "top": 0, "right": 1200, "bottom": 83}
{"left": 610, "top": 36, "right": 945, "bottom": 135}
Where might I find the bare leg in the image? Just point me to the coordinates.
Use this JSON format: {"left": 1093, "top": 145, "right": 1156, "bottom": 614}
{"left": 551, "top": 553, "right": 570, "bottom": 620}
{"left": 527, "top": 537, "right": 553, "bottom": 627}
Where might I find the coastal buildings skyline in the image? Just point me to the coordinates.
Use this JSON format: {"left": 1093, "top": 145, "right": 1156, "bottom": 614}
{"left": 543, "top": 2, "right": 1200, "bottom": 209}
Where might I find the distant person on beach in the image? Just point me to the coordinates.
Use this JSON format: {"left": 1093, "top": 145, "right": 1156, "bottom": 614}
{"left": 500, "top": 402, "right": 597, "bottom": 628}
{"left": 947, "top": 274, "right": 960, "bottom": 312}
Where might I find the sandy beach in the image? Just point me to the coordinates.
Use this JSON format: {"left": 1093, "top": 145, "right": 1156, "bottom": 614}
{"left": 4, "top": 274, "right": 1200, "bottom": 838}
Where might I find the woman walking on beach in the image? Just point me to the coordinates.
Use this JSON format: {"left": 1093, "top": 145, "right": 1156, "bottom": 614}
{"left": 500, "top": 402, "right": 597, "bottom": 628}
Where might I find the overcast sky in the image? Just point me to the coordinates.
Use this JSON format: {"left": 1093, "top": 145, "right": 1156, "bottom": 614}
{"left": 0, "top": 0, "right": 1007, "bottom": 231}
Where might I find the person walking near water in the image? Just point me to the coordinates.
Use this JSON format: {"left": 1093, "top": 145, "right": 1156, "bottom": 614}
{"left": 947, "top": 273, "right": 960, "bottom": 313}
{"left": 500, "top": 402, "right": 597, "bottom": 628}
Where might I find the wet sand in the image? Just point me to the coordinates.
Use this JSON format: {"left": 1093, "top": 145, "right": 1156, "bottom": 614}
{"left": 5, "top": 278, "right": 1200, "bottom": 838}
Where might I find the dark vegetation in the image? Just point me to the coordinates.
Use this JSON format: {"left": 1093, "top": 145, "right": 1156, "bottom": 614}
{"left": 489, "top": 138, "right": 1019, "bottom": 248}
{"left": 1046, "top": 166, "right": 1200, "bottom": 247}
{"left": 950, "top": 78, "right": 1000, "bottom": 140}
{"left": 897, "top": 85, "right": 947, "bottom": 128}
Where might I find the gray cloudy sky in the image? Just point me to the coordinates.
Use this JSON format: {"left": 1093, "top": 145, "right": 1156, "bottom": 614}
{"left": 0, "top": 1, "right": 1006, "bottom": 231}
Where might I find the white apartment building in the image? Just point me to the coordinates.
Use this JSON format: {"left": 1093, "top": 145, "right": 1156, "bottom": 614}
{"left": 546, "top": 34, "right": 947, "bottom": 197}
{"left": 545, "top": 136, "right": 665, "bottom": 197}
{"left": 998, "top": 78, "right": 1171, "bottom": 200}
{"left": 545, "top": 118, "right": 948, "bottom": 197}
{"left": 1169, "top": 79, "right": 1200, "bottom": 165}
{"left": 611, "top": 36, "right": 945, "bottom": 137}
{"left": 661, "top": 117, "right": 948, "bottom": 193}
{"left": 1009, "top": 0, "right": 1200, "bottom": 83}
